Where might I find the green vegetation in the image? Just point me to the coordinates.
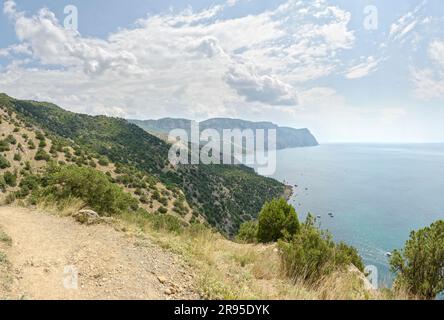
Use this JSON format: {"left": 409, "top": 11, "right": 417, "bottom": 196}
{"left": 235, "top": 220, "right": 258, "bottom": 243}
{"left": 390, "top": 220, "right": 444, "bottom": 299}
{"left": 0, "top": 94, "right": 286, "bottom": 234}
{"left": 279, "top": 214, "right": 364, "bottom": 284}
{"left": 98, "top": 156, "right": 109, "bottom": 166}
{"left": 236, "top": 200, "right": 364, "bottom": 285}
{"left": 39, "top": 165, "right": 138, "bottom": 216}
{"left": 257, "top": 198, "right": 299, "bottom": 243}
{"left": 3, "top": 171, "right": 17, "bottom": 187}
{"left": 0, "top": 155, "right": 10, "bottom": 169}
{"left": 35, "top": 148, "right": 50, "bottom": 161}
{"left": 27, "top": 140, "right": 36, "bottom": 150}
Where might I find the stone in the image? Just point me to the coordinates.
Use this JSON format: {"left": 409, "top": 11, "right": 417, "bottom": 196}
{"left": 73, "top": 209, "right": 101, "bottom": 225}
{"left": 157, "top": 275, "right": 167, "bottom": 284}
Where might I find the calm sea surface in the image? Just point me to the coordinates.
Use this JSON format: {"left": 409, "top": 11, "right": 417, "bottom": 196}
{"left": 270, "top": 143, "right": 444, "bottom": 286}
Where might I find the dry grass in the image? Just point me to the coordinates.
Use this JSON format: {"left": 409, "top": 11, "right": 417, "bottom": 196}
{"left": 35, "top": 196, "right": 85, "bottom": 217}
{"left": 10, "top": 197, "right": 409, "bottom": 300}
{"left": 107, "top": 215, "right": 380, "bottom": 300}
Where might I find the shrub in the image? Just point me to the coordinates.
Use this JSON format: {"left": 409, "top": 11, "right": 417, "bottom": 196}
{"left": 35, "top": 131, "right": 45, "bottom": 140}
{"left": 279, "top": 214, "right": 364, "bottom": 284}
{"left": 157, "top": 206, "right": 168, "bottom": 214}
{"left": 149, "top": 213, "right": 183, "bottom": 233}
{"left": 257, "top": 198, "right": 299, "bottom": 243}
{"left": 41, "top": 165, "right": 138, "bottom": 216}
{"left": 139, "top": 195, "right": 149, "bottom": 204}
{"left": 5, "top": 192, "right": 16, "bottom": 204}
{"left": 98, "top": 156, "right": 109, "bottom": 166}
{"left": 28, "top": 140, "right": 36, "bottom": 150}
{"left": 236, "top": 220, "right": 258, "bottom": 243}
{"left": 390, "top": 220, "right": 444, "bottom": 299}
{"left": 35, "top": 148, "right": 51, "bottom": 161}
{"left": 0, "top": 155, "right": 10, "bottom": 169}
{"left": 6, "top": 135, "right": 16, "bottom": 145}
{"left": 0, "top": 175, "right": 7, "bottom": 192}
{"left": 17, "top": 174, "right": 40, "bottom": 198}
{"left": 13, "top": 153, "right": 21, "bottom": 161}
{"left": 159, "top": 196, "right": 168, "bottom": 206}
{"left": 0, "top": 140, "right": 9, "bottom": 152}
{"left": 4, "top": 171, "right": 17, "bottom": 187}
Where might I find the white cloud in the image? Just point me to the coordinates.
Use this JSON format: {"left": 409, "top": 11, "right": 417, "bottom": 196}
{"left": 429, "top": 40, "right": 444, "bottom": 69}
{"left": 345, "top": 56, "right": 380, "bottom": 79}
{"left": 0, "top": 0, "right": 356, "bottom": 119}
{"left": 389, "top": 1, "right": 426, "bottom": 42}
{"left": 224, "top": 64, "right": 298, "bottom": 105}
{"left": 412, "top": 40, "right": 444, "bottom": 100}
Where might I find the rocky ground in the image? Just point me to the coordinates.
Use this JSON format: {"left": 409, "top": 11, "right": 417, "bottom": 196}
{"left": 0, "top": 206, "right": 199, "bottom": 300}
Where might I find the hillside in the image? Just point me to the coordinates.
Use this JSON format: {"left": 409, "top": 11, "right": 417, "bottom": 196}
{"left": 129, "top": 117, "right": 319, "bottom": 150}
{"left": 0, "top": 93, "right": 286, "bottom": 234}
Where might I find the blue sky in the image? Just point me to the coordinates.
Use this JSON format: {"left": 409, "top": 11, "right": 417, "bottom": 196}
{"left": 1, "top": 0, "right": 444, "bottom": 142}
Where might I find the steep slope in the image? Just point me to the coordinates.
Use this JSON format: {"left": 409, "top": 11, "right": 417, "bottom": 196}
{"left": 0, "top": 93, "right": 286, "bottom": 234}
{"left": 129, "top": 117, "right": 319, "bottom": 149}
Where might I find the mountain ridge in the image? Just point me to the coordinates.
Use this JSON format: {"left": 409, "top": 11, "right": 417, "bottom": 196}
{"left": 129, "top": 117, "right": 319, "bottom": 150}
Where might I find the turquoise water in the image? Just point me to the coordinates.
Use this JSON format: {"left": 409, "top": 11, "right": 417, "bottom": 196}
{"left": 271, "top": 143, "right": 444, "bottom": 286}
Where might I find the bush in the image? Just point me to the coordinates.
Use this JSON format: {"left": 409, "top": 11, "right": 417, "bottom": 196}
{"left": 3, "top": 171, "right": 17, "bottom": 187}
{"left": 0, "top": 140, "right": 10, "bottom": 152}
{"left": 35, "top": 148, "right": 51, "bottom": 161}
{"left": 279, "top": 214, "right": 364, "bottom": 284}
{"left": 149, "top": 213, "right": 183, "bottom": 233}
{"left": 236, "top": 220, "right": 258, "bottom": 243}
{"left": 390, "top": 220, "right": 444, "bottom": 299}
{"left": 17, "top": 174, "right": 40, "bottom": 198}
{"left": 0, "top": 175, "right": 7, "bottom": 192}
{"left": 6, "top": 135, "right": 16, "bottom": 145}
{"left": 98, "top": 156, "right": 109, "bottom": 166}
{"left": 0, "top": 155, "right": 10, "bottom": 169}
{"left": 28, "top": 140, "right": 36, "bottom": 149}
{"left": 38, "top": 140, "right": 47, "bottom": 148}
{"left": 13, "top": 153, "right": 21, "bottom": 161}
{"left": 41, "top": 165, "right": 138, "bottom": 216}
{"left": 257, "top": 198, "right": 299, "bottom": 243}
{"left": 157, "top": 206, "right": 168, "bottom": 214}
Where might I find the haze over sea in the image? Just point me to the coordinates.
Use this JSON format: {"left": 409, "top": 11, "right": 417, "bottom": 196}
{"left": 271, "top": 143, "right": 444, "bottom": 286}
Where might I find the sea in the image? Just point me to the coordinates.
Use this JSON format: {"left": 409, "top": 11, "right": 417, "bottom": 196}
{"left": 269, "top": 143, "right": 444, "bottom": 287}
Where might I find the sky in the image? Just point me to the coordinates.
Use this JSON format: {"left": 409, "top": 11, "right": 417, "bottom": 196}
{"left": 0, "top": 0, "right": 444, "bottom": 143}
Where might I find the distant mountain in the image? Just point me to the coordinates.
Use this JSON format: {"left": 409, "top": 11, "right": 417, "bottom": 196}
{"left": 129, "top": 118, "right": 319, "bottom": 150}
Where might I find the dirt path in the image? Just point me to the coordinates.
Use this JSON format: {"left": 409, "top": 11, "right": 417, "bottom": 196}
{"left": 0, "top": 206, "right": 198, "bottom": 300}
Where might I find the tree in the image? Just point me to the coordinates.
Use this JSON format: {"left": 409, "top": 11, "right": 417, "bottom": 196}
{"left": 279, "top": 214, "right": 364, "bottom": 283}
{"left": 390, "top": 220, "right": 444, "bottom": 299}
{"left": 257, "top": 198, "right": 299, "bottom": 243}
